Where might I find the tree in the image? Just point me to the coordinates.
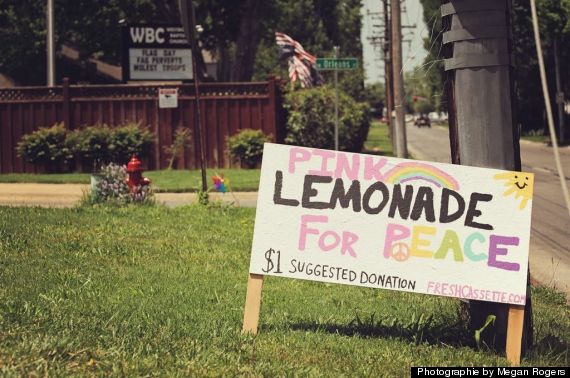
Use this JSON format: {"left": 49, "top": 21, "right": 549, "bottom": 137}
{"left": 194, "top": 0, "right": 243, "bottom": 81}
{"left": 252, "top": 0, "right": 366, "bottom": 99}
{"left": 362, "top": 82, "right": 385, "bottom": 115}
{"left": 418, "top": 0, "right": 445, "bottom": 112}
{"left": 512, "top": 0, "right": 570, "bottom": 135}
{"left": 405, "top": 69, "right": 437, "bottom": 114}
{"left": 0, "top": 0, "right": 167, "bottom": 85}
{"left": 0, "top": 0, "right": 366, "bottom": 96}
{"left": 419, "top": 0, "right": 570, "bottom": 134}
{"left": 0, "top": 0, "right": 53, "bottom": 84}
{"left": 230, "top": 0, "right": 263, "bottom": 81}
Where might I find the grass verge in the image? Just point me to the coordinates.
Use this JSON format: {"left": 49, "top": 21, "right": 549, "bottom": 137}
{"left": 364, "top": 121, "right": 394, "bottom": 156}
{"left": 521, "top": 135, "right": 550, "bottom": 144}
{"left": 0, "top": 169, "right": 261, "bottom": 193}
{"left": 0, "top": 206, "right": 567, "bottom": 375}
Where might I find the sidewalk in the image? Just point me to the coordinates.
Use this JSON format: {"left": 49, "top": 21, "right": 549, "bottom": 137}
{"left": 0, "top": 183, "right": 258, "bottom": 208}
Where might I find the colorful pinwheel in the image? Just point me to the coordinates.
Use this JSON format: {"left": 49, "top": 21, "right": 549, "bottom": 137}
{"left": 212, "top": 174, "right": 230, "bottom": 193}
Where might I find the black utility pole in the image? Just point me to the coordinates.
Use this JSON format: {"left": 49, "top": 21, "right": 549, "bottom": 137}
{"left": 441, "top": 0, "right": 532, "bottom": 352}
{"left": 179, "top": 0, "right": 208, "bottom": 196}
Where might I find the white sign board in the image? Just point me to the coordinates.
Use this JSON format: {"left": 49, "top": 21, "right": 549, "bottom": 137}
{"left": 129, "top": 48, "right": 193, "bottom": 80}
{"left": 159, "top": 88, "right": 178, "bottom": 109}
{"left": 249, "top": 144, "right": 534, "bottom": 305}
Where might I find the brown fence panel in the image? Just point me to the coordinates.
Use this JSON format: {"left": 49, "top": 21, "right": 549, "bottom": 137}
{"left": 0, "top": 77, "right": 284, "bottom": 173}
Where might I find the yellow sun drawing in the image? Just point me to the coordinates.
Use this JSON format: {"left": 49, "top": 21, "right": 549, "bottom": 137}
{"left": 493, "top": 172, "right": 534, "bottom": 210}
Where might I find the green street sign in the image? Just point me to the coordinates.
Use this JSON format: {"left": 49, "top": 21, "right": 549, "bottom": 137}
{"left": 316, "top": 58, "right": 358, "bottom": 70}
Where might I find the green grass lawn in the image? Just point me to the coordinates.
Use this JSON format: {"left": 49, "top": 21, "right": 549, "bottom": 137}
{"left": 0, "top": 169, "right": 261, "bottom": 193}
{"left": 521, "top": 135, "right": 550, "bottom": 144}
{"left": 364, "top": 121, "right": 394, "bottom": 156}
{"left": 0, "top": 206, "right": 567, "bottom": 375}
{"left": 145, "top": 169, "right": 260, "bottom": 192}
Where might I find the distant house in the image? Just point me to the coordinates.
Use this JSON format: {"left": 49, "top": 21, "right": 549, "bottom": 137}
{"left": 0, "top": 74, "right": 17, "bottom": 88}
{"left": 61, "top": 45, "right": 123, "bottom": 83}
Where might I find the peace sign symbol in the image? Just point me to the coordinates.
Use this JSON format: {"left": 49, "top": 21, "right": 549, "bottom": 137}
{"left": 391, "top": 242, "right": 410, "bottom": 262}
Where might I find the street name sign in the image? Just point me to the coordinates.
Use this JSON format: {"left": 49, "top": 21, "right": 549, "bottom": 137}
{"left": 316, "top": 58, "right": 358, "bottom": 70}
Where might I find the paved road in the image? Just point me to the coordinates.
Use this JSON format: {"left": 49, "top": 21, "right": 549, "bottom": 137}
{"left": 407, "top": 124, "right": 570, "bottom": 296}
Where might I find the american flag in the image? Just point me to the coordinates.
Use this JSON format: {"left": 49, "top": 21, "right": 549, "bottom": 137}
{"left": 275, "top": 32, "right": 322, "bottom": 88}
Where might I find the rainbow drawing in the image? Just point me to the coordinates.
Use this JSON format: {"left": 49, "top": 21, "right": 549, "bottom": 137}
{"left": 383, "top": 162, "right": 460, "bottom": 190}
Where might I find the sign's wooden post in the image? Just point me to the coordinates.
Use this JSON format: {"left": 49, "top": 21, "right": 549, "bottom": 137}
{"left": 242, "top": 274, "right": 264, "bottom": 334}
{"left": 506, "top": 305, "right": 525, "bottom": 366}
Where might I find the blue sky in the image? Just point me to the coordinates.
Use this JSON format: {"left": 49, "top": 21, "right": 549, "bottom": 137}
{"left": 360, "top": 0, "right": 429, "bottom": 85}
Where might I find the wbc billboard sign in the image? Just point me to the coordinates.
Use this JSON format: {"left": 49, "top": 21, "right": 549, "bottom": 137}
{"left": 121, "top": 24, "right": 193, "bottom": 81}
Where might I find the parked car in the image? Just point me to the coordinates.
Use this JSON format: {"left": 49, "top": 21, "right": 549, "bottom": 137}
{"left": 414, "top": 114, "right": 431, "bottom": 128}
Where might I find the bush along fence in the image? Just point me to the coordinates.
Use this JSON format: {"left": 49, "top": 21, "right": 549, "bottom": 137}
{"left": 0, "top": 77, "right": 285, "bottom": 173}
{"left": 17, "top": 123, "right": 154, "bottom": 173}
{"left": 284, "top": 85, "right": 371, "bottom": 152}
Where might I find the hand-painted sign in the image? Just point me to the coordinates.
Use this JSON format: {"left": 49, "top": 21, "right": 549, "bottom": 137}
{"left": 121, "top": 24, "right": 193, "bottom": 81}
{"left": 249, "top": 144, "right": 534, "bottom": 305}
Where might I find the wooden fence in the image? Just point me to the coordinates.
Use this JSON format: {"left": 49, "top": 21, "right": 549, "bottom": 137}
{"left": 0, "top": 77, "right": 285, "bottom": 173}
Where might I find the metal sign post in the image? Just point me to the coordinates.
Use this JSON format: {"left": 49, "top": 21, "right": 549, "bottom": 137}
{"left": 334, "top": 47, "right": 339, "bottom": 151}
{"left": 178, "top": 0, "right": 208, "bottom": 195}
{"left": 46, "top": 0, "right": 55, "bottom": 86}
{"left": 316, "top": 55, "right": 358, "bottom": 151}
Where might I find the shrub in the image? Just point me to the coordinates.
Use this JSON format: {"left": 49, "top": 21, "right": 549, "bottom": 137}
{"left": 67, "top": 123, "right": 155, "bottom": 172}
{"left": 69, "top": 125, "right": 112, "bottom": 171}
{"left": 109, "top": 123, "right": 155, "bottom": 164}
{"left": 85, "top": 163, "right": 154, "bottom": 206}
{"left": 228, "top": 129, "right": 271, "bottom": 168}
{"left": 16, "top": 123, "right": 73, "bottom": 172}
{"left": 164, "top": 127, "right": 192, "bottom": 169}
{"left": 413, "top": 99, "right": 435, "bottom": 115}
{"left": 17, "top": 123, "right": 155, "bottom": 172}
{"left": 283, "top": 85, "right": 371, "bottom": 152}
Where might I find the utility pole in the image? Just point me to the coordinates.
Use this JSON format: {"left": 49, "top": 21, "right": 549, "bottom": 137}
{"left": 383, "top": 0, "right": 395, "bottom": 150}
{"left": 441, "top": 0, "right": 532, "bottom": 353}
{"left": 46, "top": 0, "right": 55, "bottom": 86}
{"left": 391, "top": 0, "right": 407, "bottom": 158}
{"left": 554, "top": 37, "right": 565, "bottom": 144}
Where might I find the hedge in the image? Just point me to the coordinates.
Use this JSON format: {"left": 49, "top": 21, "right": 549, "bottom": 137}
{"left": 17, "top": 123, "right": 155, "bottom": 172}
{"left": 283, "top": 85, "right": 371, "bottom": 152}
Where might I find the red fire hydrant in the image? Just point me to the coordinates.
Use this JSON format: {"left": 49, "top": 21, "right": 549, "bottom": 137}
{"left": 126, "top": 155, "right": 151, "bottom": 193}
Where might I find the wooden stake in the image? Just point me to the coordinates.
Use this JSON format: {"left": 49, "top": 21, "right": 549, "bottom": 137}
{"left": 506, "top": 305, "right": 525, "bottom": 366}
{"left": 242, "top": 273, "right": 264, "bottom": 334}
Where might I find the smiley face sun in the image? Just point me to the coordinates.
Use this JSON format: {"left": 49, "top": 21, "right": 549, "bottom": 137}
{"left": 493, "top": 172, "right": 534, "bottom": 210}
